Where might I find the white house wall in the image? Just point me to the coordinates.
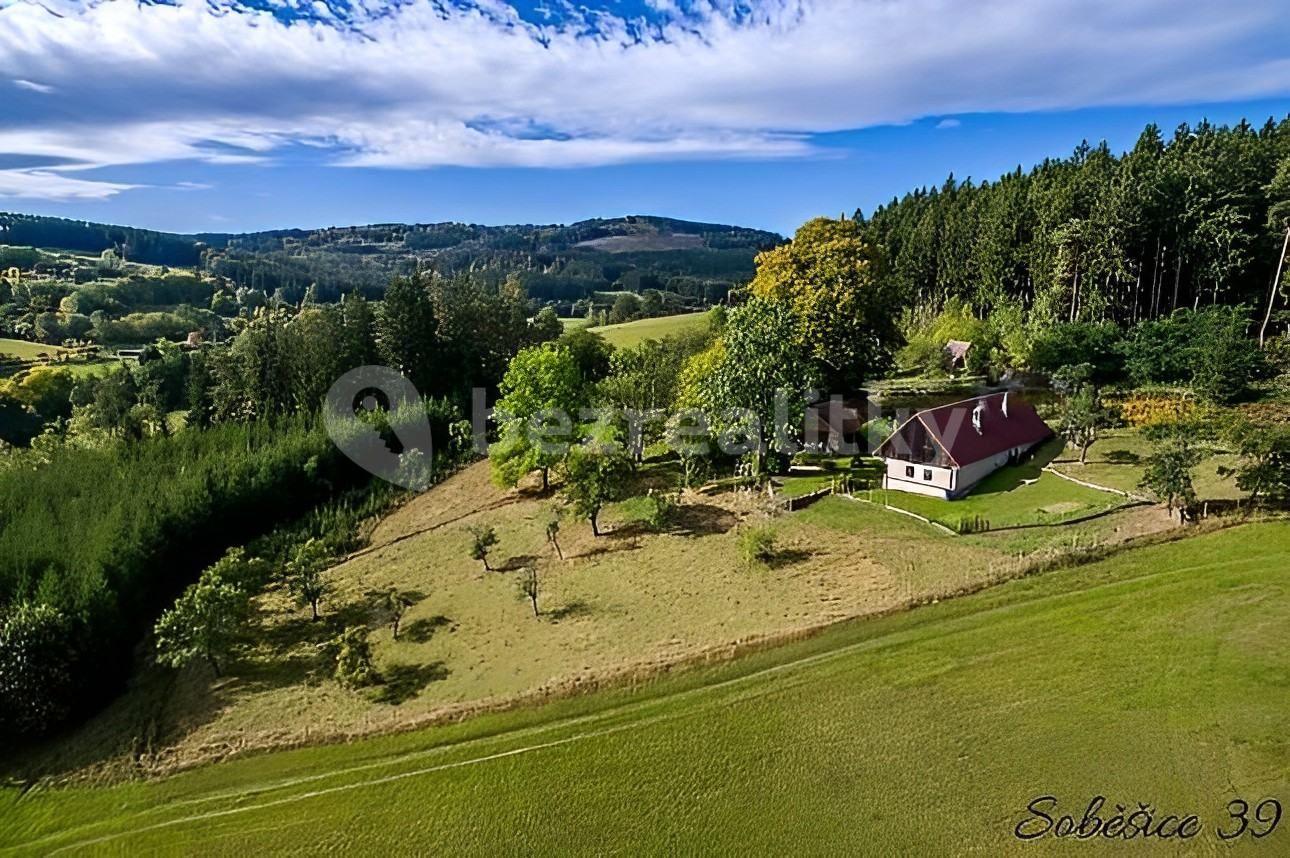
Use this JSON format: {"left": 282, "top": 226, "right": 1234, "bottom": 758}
{"left": 882, "top": 440, "right": 1043, "bottom": 501}
{"left": 883, "top": 459, "right": 955, "bottom": 498}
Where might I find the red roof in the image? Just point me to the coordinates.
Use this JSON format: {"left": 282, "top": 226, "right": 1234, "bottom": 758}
{"left": 876, "top": 392, "right": 1052, "bottom": 467}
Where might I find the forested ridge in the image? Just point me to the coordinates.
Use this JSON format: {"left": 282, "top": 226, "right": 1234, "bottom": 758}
{"left": 858, "top": 117, "right": 1290, "bottom": 328}
{"left": 0, "top": 213, "right": 780, "bottom": 310}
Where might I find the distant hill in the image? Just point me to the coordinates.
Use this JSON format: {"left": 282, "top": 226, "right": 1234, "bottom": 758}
{"left": 0, "top": 212, "right": 782, "bottom": 309}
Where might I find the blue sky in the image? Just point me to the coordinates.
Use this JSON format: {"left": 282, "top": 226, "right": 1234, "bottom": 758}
{"left": 2, "top": 1, "right": 1290, "bottom": 236}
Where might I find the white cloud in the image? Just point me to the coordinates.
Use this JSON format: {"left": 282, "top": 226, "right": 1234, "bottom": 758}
{"left": 936, "top": 118, "right": 962, "bottom": 130}
{"left": 0, "top": 169, "right": 139, "bottom": 200}
{"left": 12, "top": 78, "right": 54, "bottom": 94}
{"left": 0, "top": 0, "right": 1288, "bottom": 200}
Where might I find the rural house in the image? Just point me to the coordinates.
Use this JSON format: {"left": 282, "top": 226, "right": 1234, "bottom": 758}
{"left": 874, "top": 392, "right": 1052, "bottom": 499}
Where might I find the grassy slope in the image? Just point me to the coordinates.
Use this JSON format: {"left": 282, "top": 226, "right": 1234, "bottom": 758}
{"left": 3, "top": 522, "right": 1286, "bottom": 854}
{"left": 18, "top": 465, "right": 1034, "bottom": 777}
{"left": 586, "top": 312, "right": 710, "bottom": 347}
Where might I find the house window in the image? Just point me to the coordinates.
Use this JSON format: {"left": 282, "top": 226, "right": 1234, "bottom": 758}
{"left": 923, "top": 469, "right": 933, "bottom": 481}
{"left": 905, "top": 465, "right": 915, "bottom": 478}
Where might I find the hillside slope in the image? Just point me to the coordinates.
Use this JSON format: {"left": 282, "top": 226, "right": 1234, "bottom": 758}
{"left": 4, "top": 521, "right": 1284, "bottom": 853}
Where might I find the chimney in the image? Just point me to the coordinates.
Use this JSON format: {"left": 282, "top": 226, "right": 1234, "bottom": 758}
{"left": 1002, "top": 392, "right": 1009, "bottom": 418}
{"left": 972, "top": 403, "right": 984, "bottom": 435}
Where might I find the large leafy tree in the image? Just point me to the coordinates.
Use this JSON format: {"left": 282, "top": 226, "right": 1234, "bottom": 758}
{"left": 376, "top": 273, "right": 438, "bottom": 396}
{"left": 559, "top": 425, "right": 632, "bottom": 537}
{"left": 693, "top": 297, "right": 821, "bottom": 475}
{"left": 750, "top": 216, "right": 900, "bottom": 389}
{"left": 490, "top": 343, "right": 586, "bottom": 491}
{"left": 154, "top": 571, "right": 250, "bottom": 677}
{"left": 287, "top": 538, "right": 332, "bottom": 621}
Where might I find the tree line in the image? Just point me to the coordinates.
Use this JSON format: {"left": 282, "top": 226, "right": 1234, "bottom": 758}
{"left": 859, "top": 117, "right": 1290, "bottom": 334}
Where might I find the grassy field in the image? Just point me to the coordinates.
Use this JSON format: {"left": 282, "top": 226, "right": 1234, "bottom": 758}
{"left": 3, "top": 521, "right": 1286, "bottom": 854}
{"left": 1051, "top": 427, "right": 1243, "bottom": 502}
{"left": 0, "top": 338, "right": 55, "bottom": 360}
{"left": 873, "top": 440, "right": 1127, "bottom": 531}
{"left": 586, "top": 312, "right": 710, "bottom": 347}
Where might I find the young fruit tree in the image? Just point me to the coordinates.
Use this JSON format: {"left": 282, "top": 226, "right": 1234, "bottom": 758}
{"left": 287, "top": 538, "right": 331, "bottom": 621}
{"left": 559, "top": 427, "right": 631, "bottom": 537}
{"left": 518, "top": 565, "right": 541, "bottom": 618}
{"left": 467, "top": 524, "right": 499, "bottom": 571}
{"left": 1139, "top": 429, "right": 1204, "bottom": 522}
{"left": 545, "top": 514, "right": 564, "bottom": 561}
{"left": 1053, "top": 363, "right": 1106, "bottom": 464}
{"left": 381, "top": 588, "right": 415, "bottom": 640}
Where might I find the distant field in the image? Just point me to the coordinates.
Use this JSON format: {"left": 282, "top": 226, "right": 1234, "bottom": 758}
{"left": 574, "top": 233, "right": 704, "bottom": 253}
{"left": 558, "top": 316, "right": 590, "bottom": 332}
{"left": 0, "top": 338, "right": 53, "bottom": 360}
{"left": 4, "top": 522, "right": 1286, "bottom": 854}
{"left": 586, "top": 311, "right": 710, "bottom": 347}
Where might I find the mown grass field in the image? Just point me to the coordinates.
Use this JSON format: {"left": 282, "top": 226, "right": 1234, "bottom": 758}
{"left": 586, "top": 311, "right": 710, "bottom": 347}
{"left": 3, "top": 522, "right": 1286, "bottom": 855}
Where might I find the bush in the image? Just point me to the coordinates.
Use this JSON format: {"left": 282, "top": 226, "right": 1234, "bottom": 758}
{"left": 738, "top": 526, "right": 777, "bottom": 567}
{"left": 1029, "top": 322, "right": 1125, "bottom": 383}
{"left": 332, "top": 626, "right": 379, "bottom": 688}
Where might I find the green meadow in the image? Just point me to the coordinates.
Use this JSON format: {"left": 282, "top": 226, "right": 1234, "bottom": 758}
{"left": 4, "top": 522, "right": 1286, "bottom": 855}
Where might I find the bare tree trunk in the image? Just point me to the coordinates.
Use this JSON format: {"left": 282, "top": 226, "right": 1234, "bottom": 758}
{"left": 590, "top": 510, "right": 600, "bottom": 537}
{"left": 1172, "top": 246, "right": 1182, "bottom": 311}
{"left": 1260, "top": 226, "right": 1290, "bottom": 347}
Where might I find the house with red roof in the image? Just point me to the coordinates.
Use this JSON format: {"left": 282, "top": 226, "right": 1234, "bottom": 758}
{"left": 874, "top": 392, "right": 1053, "bottom": 499}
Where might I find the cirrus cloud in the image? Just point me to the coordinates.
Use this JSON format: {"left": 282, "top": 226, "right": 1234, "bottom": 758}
{"left": 1, "top": 0, "right": 1289, "bottom": 200}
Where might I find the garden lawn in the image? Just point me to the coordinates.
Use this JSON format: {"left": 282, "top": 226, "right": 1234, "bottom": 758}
{"left": 876, "top": 441, "right": 1125, "bottom": 531}
{"left": 3, "top": 522, "right": 1286, "bottom": 855}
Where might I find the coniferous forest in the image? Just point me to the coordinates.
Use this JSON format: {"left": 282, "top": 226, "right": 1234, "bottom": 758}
{"left": 858, "top": 118, "right": 1290, "bottom": 333}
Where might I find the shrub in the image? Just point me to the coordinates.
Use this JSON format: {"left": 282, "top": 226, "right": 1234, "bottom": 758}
{"left": 738, "top": 526, "right": 777, "bottom": 567}
{"left": 332, "top": 626, "right": 378, "bottom": 689}
{"left": 0, "top": 602, "right": 75, "bottom": 736}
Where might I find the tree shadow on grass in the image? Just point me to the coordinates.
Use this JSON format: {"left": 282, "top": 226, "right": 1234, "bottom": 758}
{"left": 495, "top": 554, "right": 540, "bottom": 572}
{"left": 401, "top": 615, "right": 452, "bottom": 643}
{"left": 545, "top": 599, "right": 592, "bottom": 622}
{"left": 577, "top": 538, "right": 643, "bottom": 560}
{"left": 1102, "top": 449, "right": 1141, "bottom": 465}
{"left": 669, "top": 503, "right": 738, "bottom": 537}
{"left": 768, "top": 548, "right": 813, "bottom": 569}
{"left": 369, "top": 662, "right": 451, "bottom": 705}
